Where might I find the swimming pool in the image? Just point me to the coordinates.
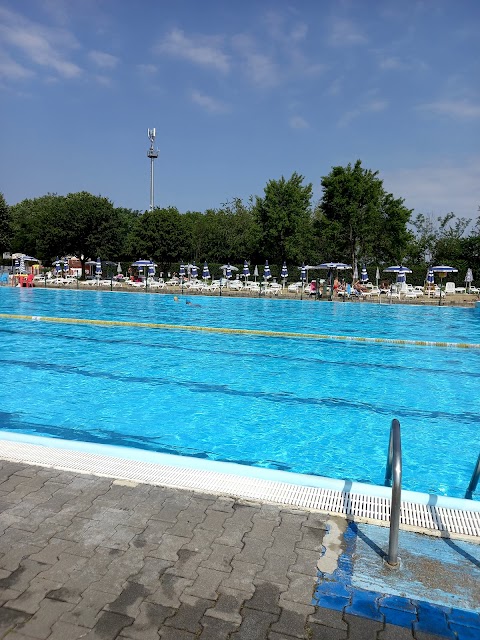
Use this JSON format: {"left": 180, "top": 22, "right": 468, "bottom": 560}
{"left": 1, "top": 288, "right": 479, "bottom": 500}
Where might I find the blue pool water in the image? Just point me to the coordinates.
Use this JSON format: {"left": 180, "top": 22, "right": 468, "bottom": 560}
{"left": 1, "top": 287, "right": 479, "bottom": 499}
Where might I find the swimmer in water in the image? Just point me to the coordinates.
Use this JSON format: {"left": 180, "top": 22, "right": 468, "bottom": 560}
{"left": 173, "top": 296, "right": 179, "bottom": 302}
{"left": 186, "top": 300, "right": 201, "bottom": 307}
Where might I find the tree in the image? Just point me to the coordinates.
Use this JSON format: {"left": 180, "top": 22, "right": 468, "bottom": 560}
{"left": 318, "top": 160, "right": 412, "bottom": 267}
{"left": 0, "top": 192, "right": 12, "bottom": 255}
{"left": 131, "top": 207, "right": 189, "bottom": 271}
{"left": 254, "top": 173, "right": 313, "bottom": 264}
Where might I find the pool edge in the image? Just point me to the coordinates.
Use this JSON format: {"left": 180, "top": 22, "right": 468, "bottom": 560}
{"left": 1, "top": 433, "right": 479, "bottom": 541}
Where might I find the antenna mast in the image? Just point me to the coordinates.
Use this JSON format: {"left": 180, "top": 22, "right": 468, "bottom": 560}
{"left": 147, "top": 128, "right": 159, "bottom": 211}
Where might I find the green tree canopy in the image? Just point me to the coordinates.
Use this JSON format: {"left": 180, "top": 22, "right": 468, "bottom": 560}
{"left": 254, "top": 172, "right": 313, "bottom": 264}
{"left": 0, "top": 192, "right": 12, "bottom": 255}
{"left": 318, "top": 160, "right": 412, "bottom": 267}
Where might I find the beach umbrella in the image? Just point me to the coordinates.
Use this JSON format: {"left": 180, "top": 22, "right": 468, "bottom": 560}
{"left": 14, "top": 258, "right": 20, "bottom": 273}
{"left": 202, "top": 262, "right": 210, "bottom": 280}
{"left": 179, "top": 264, "right": 185, "bottom": 278}
{"left": 396, "top": 272, "right": 406, "bottom": 284}
{"left": 361, "top": 265, "right": 368, "bottom": 283}
{"left": 19, "top": 256, "right": 26, "bottom": 274}
{"left": 22, "top": 255, "right": 39, "bottom": 262}
{"left": 263, "top": 260, "right": 271, "bottom": 280}
{"left": 64, "top": 258, "right": 69, "bottom": 274}
{"left": 253, "top": 265, "right": 259, "bottom": 283}
{"left": 383, "top": 265, "right": 412, "bottom": 274}
{"left": 242, "top": 261, "right": 250, "bottom": 281}
{"left": 465, "top": 268, "right": 473, "bottom": 291}
{"left": 426, "top": 268, "right": 434, "bottom": 284}
{"left": 225, "top": 264, "right": 232, "bottom": 279}
{"left": 375, "top": 267, "right": 380, "bottom": 286}
{"left": 148, "top": 262, "right": 155, "bottom": 277}
{"left": 117, "top": 262, "right": 122, "bottom": 274}
{"left": 191, "top": 263, "right": 198, "bottom": 278}
{"left": 300, "top": 262, "right": 306, "bottom": 281}
{"left": 53, "top": 258, "right": 62, "bottom": 274}
{"left": 281, "top": 261, "right": 288, "bottom": 286}
{"left": 95, "top": 257, "right": 102, "bottom": 277}
{"left": 431, "top": 265, "right": 458, "bottom": 305}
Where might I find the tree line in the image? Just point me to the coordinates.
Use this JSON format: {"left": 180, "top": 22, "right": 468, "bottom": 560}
{"left": 1, "top": 160, "right": 478, "bottom": 283}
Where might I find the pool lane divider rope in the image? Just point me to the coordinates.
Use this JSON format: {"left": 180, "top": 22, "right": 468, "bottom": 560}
{"left": 1, "top": 313, "right": 479, "bottom": 350}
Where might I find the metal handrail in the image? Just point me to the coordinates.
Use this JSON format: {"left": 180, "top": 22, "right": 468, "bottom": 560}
{"left": 385, "top": 419, "right": 402, "bottom": 567}
{"left": 465, "top": 453, "right": 480, "bottom": 499}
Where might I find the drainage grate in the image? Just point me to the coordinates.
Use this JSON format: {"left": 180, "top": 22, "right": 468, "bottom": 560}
{"left": 1, "top": 440, "right": 479, "bottom": 539}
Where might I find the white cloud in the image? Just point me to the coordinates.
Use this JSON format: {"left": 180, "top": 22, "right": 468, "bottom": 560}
{"left": 328, "top": 19, "right": 368, "bottom": 47}
{"left": 156, "top": 28, "right": 229, "bottom": 73}
{"left": 191, "top": 90, "right": 228, "bottom": 114}
{"left": 338, "top": 97, "right": 388, "bottom": 127}
{"left": 417, "top": 99, "right": 480, "bottom": 120}
{"left": 0, "top": 6, "right": 81, "bottom": 79}
{"left": 88, "top": 50, "right": 118, "bottom": 69}
{"left": 137, "top": 63, "right": 157, "bottom": 75}
{"left": 383, "top": 158, "right": 480, "bottom": 219}
{"left": 232, "top": 34, "right": 280, "bottom": 87}
{"left": 0, "top": 50, "right": 34, "bottom": 79}
{"left": 289, "top": 115, "right": 308, "bottom": 129}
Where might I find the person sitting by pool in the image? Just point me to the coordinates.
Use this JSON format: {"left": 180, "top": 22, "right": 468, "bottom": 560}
{"left": 353, "top": 280, "right": 366, "bottom": 296}
{"left": 333, "top": 278, "right": 340, "bottom": 295}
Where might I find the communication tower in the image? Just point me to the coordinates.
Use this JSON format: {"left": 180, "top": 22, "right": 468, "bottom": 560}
{"left": 147, "top": 128, "right": 159, "bottom": 211}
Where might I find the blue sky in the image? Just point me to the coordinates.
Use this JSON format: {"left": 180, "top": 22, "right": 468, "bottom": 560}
{"left": 1, "top": 0, "right": 479, "bottom": 223}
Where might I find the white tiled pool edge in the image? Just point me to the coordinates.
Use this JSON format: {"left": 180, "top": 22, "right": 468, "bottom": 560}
{"left": 1, "top": 434, "right": 479, "bottom": 541}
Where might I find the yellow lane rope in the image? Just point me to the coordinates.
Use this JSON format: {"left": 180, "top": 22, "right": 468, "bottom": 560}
{"left": 1, "top": 313, "right": 479, "bottom": 349}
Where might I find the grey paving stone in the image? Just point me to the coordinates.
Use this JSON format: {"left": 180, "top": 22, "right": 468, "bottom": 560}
{"left": 89, "top": 549, "right": 145, "bottom": 594}
{"left": 0, "top": 560, "right": 49, "bottom": 594}
{"left": 105, "top": 581, "right": 151, "bottom": 618}
{"left": 103, "top": 525, "right": 145, "bottom": 551}
{"left": 152, "top": 498, "right": 191, "bottom": 523}
{"left": 296, "top": 526, "right": 325, "bottom": 552}
{"left": 42, "top": 619, "right": 89, "bottom": 640}
{"left": 270, "top": 533, "right": 303, "bottom": 557}
{"left": 131, "top": 557, "right": 173, "bottom": 586}
{"left": 270, "top": 601, "right": 315, "bottom": 638}
{"left": 35, "top": 552, "right": 87, "bottom": 583}
{"left": 247, "top": 517, "right": 279, "bottom": 541}
{"left": 201, "top": 543, "right": 239, "bottom": 573}
{"left": 231, "top": 607, "right": 278, "bottom": 640}
{"left": 198, "top": 615, "right": 240, "bottom": 639}
{"left": 379, "top": 624, "right": 415, "bottom": 639}
{"left": 280, "top": 572, "right": 317, "bottom": 606}
{"left": 199, "top": 508, "right": 231, "bottom": 531}
{"left": 209, "top": 497, "right": 236, "bottom": 513}
{"left": 81, "top": 610, "right": 134, "bottom": 640}
{"left": 221, "top": 560, "right": 263, "bottom": 593}
{"left": 0, "top": 607, "right": 32, "bottom": 637}
{"left": 257, "top": 549, "right": 296, "bottom": 585}
{"left": 184, "top": 527, "right": 219, "bottom": 552}
{"left": 245, "top": 579, "right": 285, "bottom": 614}
{"left": 164, "top": 594, "right": 212, "bottom": 633}
{"left": 150, "top": 533, "right": 191, "bottom": 562}
{"left": 307, "top": 622, "right": 348, "bottom": 639}
{"left": 344, "top": 613, "right": 385, "bottom": 639}
{"left": 279, "top": 511, "right": 308, "bottom": 530}
{"left": 290, "top": 548, "right": 322, "bottom": 577}
{"left": 5, "top": 577, "right": 63, "bottom": 614}
{"left": 183, "top": 566, "right": 226, "bottom": 600}
{"left": 234, "top": 536, "right": 271, "bottom": 565}
{"left": 137, "top": 520, "right": 174, "bottom": 547}
{"left": 159, "top": 627, "right": 196, "bottom": 639}
{"left": 215, "top": 522, "right": 248, "bottom": 547}
{"left": 59, "top": 588, "right": 117, "bottom": 627}
{"left": 146, "top": 573, "right": 194, "bottom": 608}
{"left": 167, "top": 547, "right": 210, "bottom": 579}
{"left": 29, "top": 538, "right": 73, "bottom": 564}
{"left": 204, "top": 587, "right": 251, "bottom": 624}
{"left": 0, "top": 544, "right": 43, "bottom": 572}
{"left": 16, "top": 598, "right": 73, "bottom": 639}
{"left": 119, "top": 602, "right": 175, "bottom": 640}
{"left": 308, "top": 607, "right": 348, "bottom": 630}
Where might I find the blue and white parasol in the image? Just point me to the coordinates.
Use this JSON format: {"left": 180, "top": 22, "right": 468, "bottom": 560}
{"left": 300, "top": 262, "right": 306, "bottom": 281}
{"left": 179, "top": 264, "right": 186, "bottom": 278}
{"left": 263, "top": 260, "right": 271, "bottom": 280}
{"left": 64, "top": 258, "right": 69, "bottom": 274}
{"left": 226, "top": 264, "right": 232, "bottom": 279}
{"left": 95, "top": 257, "right": 102, "bottom": 277}
{"left": 281, "top": 261, "right": 288, "bottom": 280}
{"left": 191, "top": 263, "right": 198, "bottom": 278}
{"left": 426, "top": 268, "right": 434, "bottom": 284}
{"left": 361, "top": 265, "right": 368, "bottom": 283}
{"left": 148, "top": 262, "right": 155, "bottom": 277}
{"left": 202, "top": 262, "right": 210, "bottom": 279}
{"left": 242, "top": 261, "right": 250, "bottom": 280}
{"left": 19, "top": 256, "right": 26, "bottom": 274}
{"left": 431, "top": 265, "right": 458, "bottom": 305}
{"left": 465, "top": 268, "right": 473, "bottom": 291}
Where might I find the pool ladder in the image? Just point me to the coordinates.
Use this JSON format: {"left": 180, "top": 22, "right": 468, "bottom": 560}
{"left": 384, "top": 419, "right": 402, "bottom": 567}
{"left": 465, "top": 453, "right": 480, "bottom": 499}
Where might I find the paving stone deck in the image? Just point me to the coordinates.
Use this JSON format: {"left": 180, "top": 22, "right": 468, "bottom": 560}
{"left": 0, "top": 460, "right": 478, "bottom": 639}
